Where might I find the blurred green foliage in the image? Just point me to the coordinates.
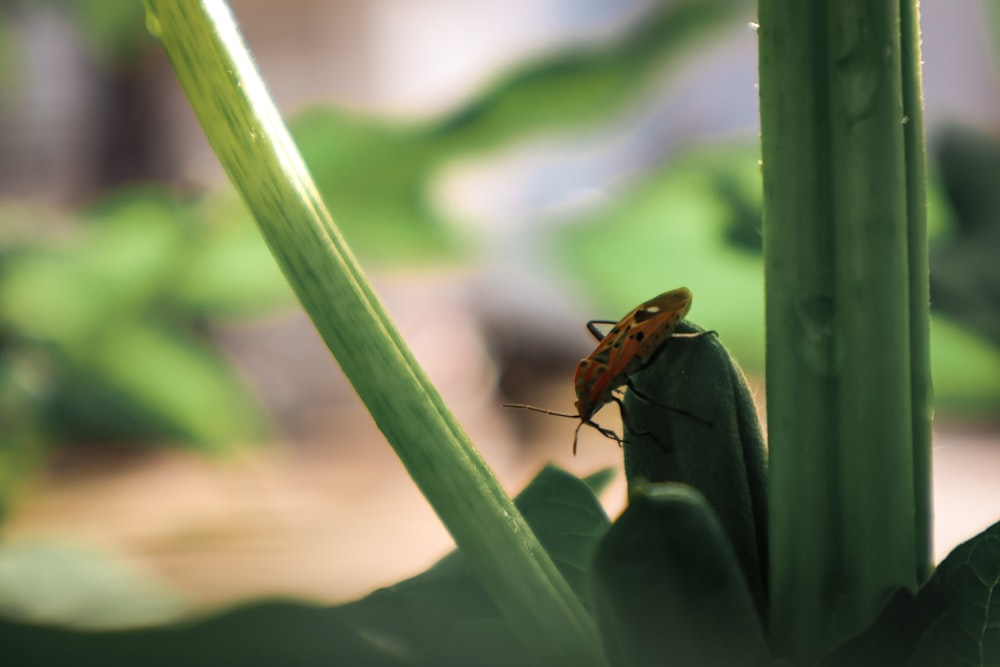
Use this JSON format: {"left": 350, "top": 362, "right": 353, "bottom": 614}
{"left": 0, "top": 541, "right": 185, "bottom": 630}
{"left": 1, "top": 0, "right": 999, "bottom": 660}
{"left": 0, "top": 190, "right": 292, "bottom": 507}
{"left": 286, "top": 0, "right": 1000, "bottom": 415}
{"left": 931, "top": 124, "right": 1000, "bottom": 351}
{"left": 548, "top": 143, "right": 1000, "bottom": 415}
{"left": 290, "top": 0, "right": 747, "bottom": 265}
{"left": 50, "top": 0, "right": 150, "bottom": 65}
{"left": 292, "top": 109, "right": 467, "bottom": 264}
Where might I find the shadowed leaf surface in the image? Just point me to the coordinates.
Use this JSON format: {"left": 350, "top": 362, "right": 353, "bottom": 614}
{"left": 622, "top": 320, "right": 768, "bottom": 619}
{"left": 591, "top": 483, "right": 770, "bottom": 667}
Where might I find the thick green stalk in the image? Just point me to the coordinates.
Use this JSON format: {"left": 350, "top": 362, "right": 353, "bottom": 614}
{"left": 142, "top": 2, "right": 604, "bottom": 665}
{"left": 759, "top": 0, "right": 921, "bottom": 660}
{"left": 900, "top": 0, "right": 933, "bottom": 584}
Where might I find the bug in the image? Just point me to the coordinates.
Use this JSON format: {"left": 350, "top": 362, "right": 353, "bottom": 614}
{"left": 504, "top": 287, "right": 703, "bottom": 453}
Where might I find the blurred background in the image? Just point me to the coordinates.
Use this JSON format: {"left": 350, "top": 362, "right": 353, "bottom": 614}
{"left": 0, "top": 0, "right": 998, "bottom": 631}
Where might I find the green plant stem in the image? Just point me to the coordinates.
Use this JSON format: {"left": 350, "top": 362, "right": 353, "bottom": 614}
{"left": 142, "top": 2, "right": 605, "bottom": 665}
{"left": 899, "top": 0, "right": 933, "bottom": 584}
{"left": 758, "top": 0, "right": 922, "bottom": 660}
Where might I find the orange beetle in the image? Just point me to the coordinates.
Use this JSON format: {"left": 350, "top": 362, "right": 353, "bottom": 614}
{"left": 505, "top": 287, "right": 699, "bottom": 452}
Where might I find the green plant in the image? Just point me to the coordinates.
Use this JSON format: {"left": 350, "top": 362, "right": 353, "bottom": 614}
{"left": 0, "top": 190, "right": 288, "bottom": 515}
{"left": 141, "top": 2, "right": 608, "bottom": 665}
{"left": 3, "top": 1, "right": 999, "bottom": 665}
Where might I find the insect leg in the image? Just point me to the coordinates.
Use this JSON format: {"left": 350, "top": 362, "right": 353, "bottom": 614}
{"left": 584, "top": 419, "right": 624, "bottom": 445}
{"left": 624, "top": 379, "right": 712, "bottom": 428}
{"left": 574, "top": 419, "right": 622, "bottom": 454}
{"left": 609, "top": 395, "right": 657, "bottom": 441}
{"left": 585, "top": 320, "right": 618, "bottom": 342}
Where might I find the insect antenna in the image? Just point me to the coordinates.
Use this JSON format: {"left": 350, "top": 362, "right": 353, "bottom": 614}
{"left": 504, "top": 404, "right": 620, "bottom": 454}
{"left": 501, "top": 403, "right": 579, "bottom": 419}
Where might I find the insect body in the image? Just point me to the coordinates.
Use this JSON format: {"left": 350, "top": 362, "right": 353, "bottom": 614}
{"left": 504, "top": 287, "right": 696, "bottom": 453}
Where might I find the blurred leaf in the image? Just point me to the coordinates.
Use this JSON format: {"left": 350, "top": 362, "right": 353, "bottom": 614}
{"left": 0, "top": 202, "right": 183, "bottom": 346}
{"left": 715, "top": 168, "right": 763, "bottom": 254}
{"left": 0, "top": 189, "right": 275, "bottom": 459}
{"left": 49, "top": 321, "right": 266, "bottom": 447}
{"left": 0, "top": 465, "right": 610, "bottom": 666}
{"left": 68, "top": 0, "right": 151, "bottom": 64}
{"left": 929, "top": 315, "right": 1000, "bottom": 416}
{"left": 171, "top": 195, "right": 294, "bottom": 317}
{"left": 292, "top": 109, "right": 466, "bottom": 265}
{"left": 930, "top": 124, "right": 1000, "bottom": 351}
{"left": 425, "top": 0, "right": 748, "bottom": 151}
{"left": 292, "top": 0, "right": 746, "bottom": 266}
{"left": 553, "top": 144, "right": 1000, "bottom": 414}
{"left": 0, "top": 541, "right": 185, "bottom": 630}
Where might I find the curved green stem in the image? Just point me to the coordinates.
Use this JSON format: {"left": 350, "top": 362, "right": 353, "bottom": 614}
{"left": 142, "top": 2, "right": 605, "bottom": 664}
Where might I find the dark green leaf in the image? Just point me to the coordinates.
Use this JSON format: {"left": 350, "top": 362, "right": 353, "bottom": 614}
{"left": 908, "top": 520, "right": 1000, "bottom": 667}
{"left": 582, "top": 467, "right": 617, "bottom": 496}
{"left": 591, "top": 483, "right": 770, "bottom": 667}
{"left": 1, "top": 600, "right": 383, "bottom": 667}
{"left": 822, "top": 520, "right": 1000, "bottom": 667}
{"left": 622, "top": 320, "right": 769, "bottom": 620}
{"left": 336, "top": 464, "right": 611, "bottom": 662}
{"left": 819, "top": 587, "right": 944, "bottom": 667}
